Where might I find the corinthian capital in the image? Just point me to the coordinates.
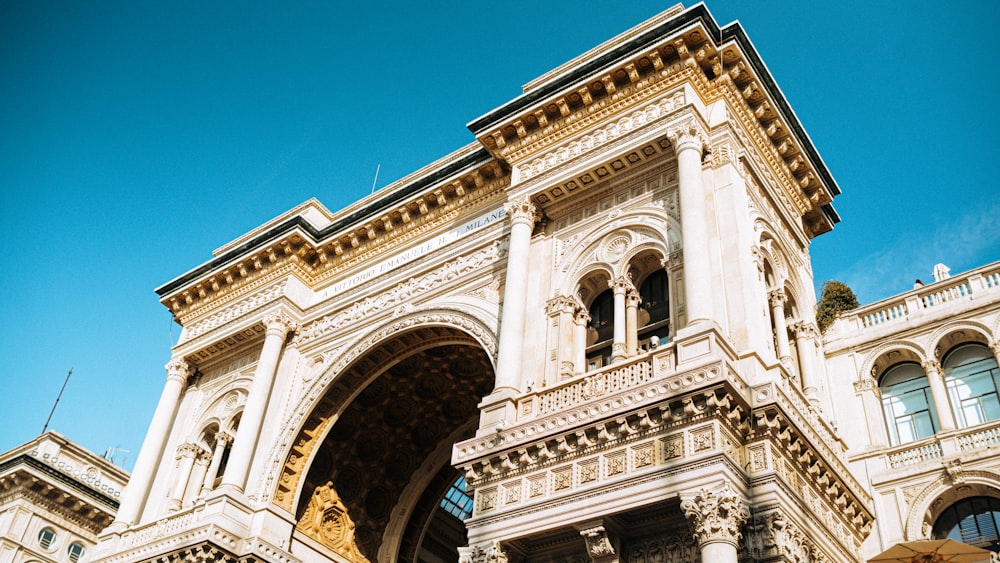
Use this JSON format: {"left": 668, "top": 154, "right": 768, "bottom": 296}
{"left": 609, "top": 276, "right": 634, "bottom": 295}
{"left": 767, "top": 288, "right": 786, "bottom": 308}
{"left": 790, "top": 321, "right": 819, "bottom": 340}
{"left": 922, "top": 359, "right": 942, "bottom": 375}
{"left": 165, "top": 358, "right": 195, "bottom": 383}
{"left": 504, "top": 196, "right": 536, "bottom": 227}
{"left": 667, "top": 123, "right": 708, "bottom": 155}
{"left": 681, "top": 483, "right": 749, "bottom": 547}
{"left": 263, "top": 310, "right": 298, "bottom": 336}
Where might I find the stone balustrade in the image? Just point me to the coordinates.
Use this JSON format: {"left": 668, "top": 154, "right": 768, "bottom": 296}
{"left": 876, "top": 418, "right": 1000, "bottom": 471}
{"left": 832, "top": 262, "right": 1000, "bottom": 334}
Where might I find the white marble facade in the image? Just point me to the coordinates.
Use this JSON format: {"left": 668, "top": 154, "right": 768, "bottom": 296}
{"left": 89, "top": 3, "right": 1000, "bottom": 563}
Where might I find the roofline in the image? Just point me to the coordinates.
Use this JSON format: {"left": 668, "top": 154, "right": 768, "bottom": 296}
{"left": 156, "top": 146, "right": 493, "bottom": 297}
{"left": 0, "top": 454, "right": 121, "bottom": 510}
{"left": 467, "top": 2, "right": 841, "bottom": 214}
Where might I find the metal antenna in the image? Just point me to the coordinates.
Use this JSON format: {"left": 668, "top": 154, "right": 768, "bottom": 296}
{"left": 42, "top": 368, "right": 73, "bottom": 434}
{"left": 371, "top": 163, "right": 381, "bottom": 194}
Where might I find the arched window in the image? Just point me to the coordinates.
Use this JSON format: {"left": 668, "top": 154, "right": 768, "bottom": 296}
{"left": 932, "top": 496, "right": 1000, "bottom": 552}
{"left": 637, "top": 270, "right": 670, "bottom": 348}
{"left": 943, "top": 344, "right": 1000, "bottom": 428}
{"left": 880, "top": 362, "right": 939, "bottom": 446}
{"left": 586, "top": 289, "right": 614, "bottom": 369}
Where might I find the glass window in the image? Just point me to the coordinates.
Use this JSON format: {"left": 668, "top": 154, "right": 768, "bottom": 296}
{"left": 943, "top": 344, "right": 1000, "bottom": 428}
{"left": 932, "top": 496, "right": 1000, "bottom": 552}
{"left": 439, "top": 475, "right": 473, "bottom": 521}
{"left": 638, "top": 270, "right": 670, "bottom": 348}
{"left": 68, "top": 543, "right": 86, "bottom": 563}
{"left": 37, "top": 528, "right": 56, "bottom": 550}
{"left": 880, "top": 363, "right": 939, "bottom": 446}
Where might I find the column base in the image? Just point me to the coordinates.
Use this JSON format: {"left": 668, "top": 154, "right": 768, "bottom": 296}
{"left": 477, "top": 388, "right": 519, "bottom": 436}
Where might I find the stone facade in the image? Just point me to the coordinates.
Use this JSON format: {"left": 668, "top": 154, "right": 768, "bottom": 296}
{"left": 88, "top": 3, "right": 1000, "bottom": 563}
{"left": 0, "top": 432, "right": 128, "bottom": 563}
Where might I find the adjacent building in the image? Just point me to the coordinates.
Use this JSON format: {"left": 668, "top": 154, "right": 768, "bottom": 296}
{"left": 0, "top": 432, "right": 128, "bottom": 563}
{"left": 88, "top": 2, "right": 998, "bottom": 562}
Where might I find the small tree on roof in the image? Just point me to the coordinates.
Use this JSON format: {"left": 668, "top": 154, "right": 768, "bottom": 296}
{"left": 816, "top": 280, "right": 859, "bottom": 333}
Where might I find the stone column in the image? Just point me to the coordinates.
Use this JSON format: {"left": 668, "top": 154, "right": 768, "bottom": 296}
{"left": 547, "top": 296, "right": 578, "bottom": 381}
{"left": 458, "top": 540, "right": 508, "bottom": 563}
{"left": 221, "top": 311, "right": 297, "bottom": 492}
{"left": 184, "top": 447, "right": 210, "bottom": 506}
{"left": 680, "top": 483, "right": 749, "bottom": 563}
{"left": 854, "top": 378, "right": 888, "bottom": 449}
{"left": 200, "top": 432, "right": 231, "bottom": 497}
{"left": 768, "top": 289, "right": 793, "bottom": 366}
{"left": 610, "top": 277, "right": 631, "bottom": 363}
{"left": 669, "top": 127, "right": 713, "bottom": 325}
{"left": 792, "top": 321, "right": 820, "bottom": 403}
{"left": 922, "top": 360, "right": 957, "bottom": 432}
{"left": 625, "top": 288, "right": 640, "bottom": 357}
{"left": 109, "top": 358, "right": 194, "bottom": 530}
{"left": 167, "top": 443, "right": 200, "bottom": 511}
{"left": 494, "top": 197, "right": 536, "bottom": 393}
{"left": 574, "top": 306, "right": 590, "bottom": 374}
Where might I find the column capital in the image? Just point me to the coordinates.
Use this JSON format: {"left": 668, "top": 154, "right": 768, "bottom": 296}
{"left": 681, "top": 483, "right": 749, "bottom": 548}
{"left": 545, "top": 295, "right": 579, "bottom": 315}
{"left": 609, "top": 276, "right": 634, "bottom": 296}
{"left": 790, "top": 321, "right": 819, "bottom": 340}
{"left": 577, "top": 523, "right": 617, "bottom": 562}
{"left": 626, "top": 287, "right": 642, "bottom": 307}
{"left": 176, "top": 442, "right": 203, "bottom": 459}
{"left": 922, "top": 359, "right": 943, "bottom": 375}
{"left": 165, "top": 358, "right": 195, "bottom": 383}
{"left": 263, "top": 310, "right": 298, "bottom": 337}
{"left": 504, "top": 196, "right": 536, "bottom": 228}
{"left": 574, "top": 307, "right": 592, "bottom": 326}
{"left": 767, "top": 288, "right": 787, "bottom": 307}
{"left": 459, "top": 540, "right": 508, "bottom": 563}
{"left": 667, "top": 123, "right": 709, "bottom": 155}
{"left": 216, "top": 431, "right": 234, "bottom": 446}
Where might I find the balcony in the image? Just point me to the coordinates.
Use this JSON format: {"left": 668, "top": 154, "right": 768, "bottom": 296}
{"left": 869, "top": 418, "right": 1000, "bottom": 474}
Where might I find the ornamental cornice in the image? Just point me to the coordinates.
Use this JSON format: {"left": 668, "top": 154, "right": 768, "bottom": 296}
{"left": 513, "top": 89, "right": 686, "bottom": 183}
{"left": 293, "top": 241, "right": 505, "bottom": 348}
{"left": 162, "top": 163, "right": 508, "bottom": 323}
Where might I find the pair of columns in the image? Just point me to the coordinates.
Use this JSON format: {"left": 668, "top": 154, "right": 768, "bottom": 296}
{"left": 462, "top": 484, "right": 748, "bottom": 563}
{"left": 111, "top": 311, "right": 296, "bottom": 530}
{"left": 768, "top": 288, "right": 820, "bottom": 403}
{"left": 495, "top": 125, "right": 712, "bottom": 394}
{"left": 166, "top": 432, "right": 233, "bottom": 510}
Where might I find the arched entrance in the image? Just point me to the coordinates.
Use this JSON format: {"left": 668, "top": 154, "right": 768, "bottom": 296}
{"left": 291, "top": 325, "right": 494, "bottom": 562}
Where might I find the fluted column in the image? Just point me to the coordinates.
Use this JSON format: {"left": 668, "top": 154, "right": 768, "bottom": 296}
{"left": 167, "top": 443, "right": 199, "bottom": 510}
{"left": 494, "top": 197, "right": 535, "bottom": 392}
{"left": 769, "top": 289, "right": 793, "bottom": 365}
{"left": 221, "top": 311, "right": 297, "bottom": 492}
{"left": 792, "top": 321, "right": 820, "bottom": 403}
{"left": 109, "top": 358, "right": 194, "bottom": 530}
{"left": 669, "top": 127, "right": 713, "bottom": 325}
{"left": 681, "top": 484, "right": 749, "bottom": 563}
{"left": 922, "top": 359, "right": 956, "bottom": 432}
{"left": 625, "top": 288, "right": 640, "bottom": 357}
{"left": 200, "top": 432, "right": 231, "bottom": 497}
{"left": 574, "top": 307, "right": 590, "bottom": 374}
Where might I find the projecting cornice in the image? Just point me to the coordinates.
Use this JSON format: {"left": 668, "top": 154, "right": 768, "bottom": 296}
{"left": 468, "top": 3, "right": 839, "bottom": 238}
{"left": 156, "top": 145, "right": 508, "bottom": 322}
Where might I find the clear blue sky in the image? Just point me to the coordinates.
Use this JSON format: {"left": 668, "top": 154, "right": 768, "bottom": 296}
{"left": 2, "top": 1, "right": 997, "bottom": 468}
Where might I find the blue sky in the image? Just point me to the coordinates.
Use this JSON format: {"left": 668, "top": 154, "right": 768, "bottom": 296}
{"left": 1, "top": 1, "right": 997, "bottom": 468}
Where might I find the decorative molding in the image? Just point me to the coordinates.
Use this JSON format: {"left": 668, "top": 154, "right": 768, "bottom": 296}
{"left": 680, "top": 483, "right": 749, "bottom": 547}
{"left": 295, "top": 482, "right": 369, "bottom": 562}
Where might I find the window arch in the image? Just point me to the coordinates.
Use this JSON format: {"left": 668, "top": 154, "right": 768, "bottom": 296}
{"left": 932, "top": 496, "right": 1000, "bottom": 552}
{"left": 880, "top": 362, "right": 939, "bottom": 446}
{"left": 943, "top": 343, "right": 1000, "bottom": 428}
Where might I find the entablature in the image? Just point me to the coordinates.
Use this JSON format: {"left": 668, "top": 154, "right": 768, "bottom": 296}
{"left": 158, "top": 148, "right": 508, "bottom": 325}
{"left": 470, "top": 3, "right": 839, "bottom": 238}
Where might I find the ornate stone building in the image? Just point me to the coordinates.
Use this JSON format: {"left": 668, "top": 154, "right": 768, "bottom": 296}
{"left": 824, "top": 262, "right": 1000, "bottom": 558}
{"left": 0, "top": 432, "right": 128, "bottom": 563}
{"left": 90, "top": 3, "right": 901, "bottom": 562}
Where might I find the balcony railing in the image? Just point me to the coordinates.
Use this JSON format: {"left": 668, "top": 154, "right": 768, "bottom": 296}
{"left": 831, "top": 262, "right": 1000, "bottom": 335}
{"left": 880, "top": 417, "right": 1000, "bottom": 470}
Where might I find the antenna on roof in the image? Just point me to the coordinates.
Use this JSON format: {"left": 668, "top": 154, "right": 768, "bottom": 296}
{"left": 42, "top": 368, "right": 73, "bottom": 434}
{"left": 371, "top": 163, "right": 381, "bottom": 194}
